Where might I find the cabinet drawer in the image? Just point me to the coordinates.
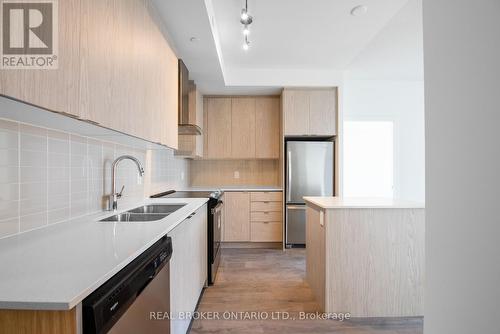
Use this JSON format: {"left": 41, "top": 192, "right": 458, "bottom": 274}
{"left": 251, "top": 201, "right": 282, "bottom": 212}
{"left": 250, "top": 191, "right": 282, "bottom": 202}
{"left": 251, "top": 222, "right": 282, "bottom": 242}
{"left": 250, "top": 211, "right": 282, "bottom": 222}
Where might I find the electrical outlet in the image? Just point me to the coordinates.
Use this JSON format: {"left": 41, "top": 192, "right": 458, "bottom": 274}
{"left": 234, "top": 171, "right": 240, "bottom": 179}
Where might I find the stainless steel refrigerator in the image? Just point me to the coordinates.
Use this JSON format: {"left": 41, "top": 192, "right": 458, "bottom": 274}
{"left": 285, "top": 140, "right": 334, "bottom": 246}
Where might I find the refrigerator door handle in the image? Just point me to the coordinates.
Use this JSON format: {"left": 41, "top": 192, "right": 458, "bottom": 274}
{"left": 286, "top": 150, "right": 292, "bottom": 202}
{"left": 286, "top": 205, "right": 306, "bottom": 210}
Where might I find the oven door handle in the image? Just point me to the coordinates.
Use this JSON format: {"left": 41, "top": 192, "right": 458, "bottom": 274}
{"left": 211, "top": 202, "right": 223, "bottom": 214}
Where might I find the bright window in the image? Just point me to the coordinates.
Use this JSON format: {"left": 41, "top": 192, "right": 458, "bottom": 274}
{"left": 343, "top": 120, "right": 394, "bottom": 198}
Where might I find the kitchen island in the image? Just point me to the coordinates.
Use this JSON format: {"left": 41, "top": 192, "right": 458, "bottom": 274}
{"left": 304, "top": 197, "right": 425, "bottom": 318}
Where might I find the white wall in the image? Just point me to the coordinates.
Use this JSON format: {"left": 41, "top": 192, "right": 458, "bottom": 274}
{"left": 342, "top": 0, "right": 425, "bottom": 202}
{"left": 343, "top": 80, "right": 425, "bottom": 201}
{"left": 424, "top": 1, "right": 500, "bottom": 333}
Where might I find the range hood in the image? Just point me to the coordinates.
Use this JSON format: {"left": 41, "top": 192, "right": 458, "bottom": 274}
{"left": 178, "top": 59, "right": 202, "bottom": 135}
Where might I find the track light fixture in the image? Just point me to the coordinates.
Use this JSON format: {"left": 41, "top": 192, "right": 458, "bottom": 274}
{"left": 240, "top": 0, "right": 253, "bottom": 50}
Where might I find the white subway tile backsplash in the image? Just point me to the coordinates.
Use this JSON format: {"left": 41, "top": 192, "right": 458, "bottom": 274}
{"left": 0, "top": 182, "right": 19, "bottom": 200}
{"left": 20, "top": 166, "right": 46, "bottom": 183}
{"left": 48, "top": 167, "right": 70, "bottom": 182}
{"left": 0, "top": 118, "right": 189, "bottom": 239}
{"left": 48, "top": 181, "right": 70, "bottom": 211}
{"left": 20, "top": 182, "right": 47, "bottom": 216}
{"left": 70, "top": 199, "right": 88, "bottom": 218}
{"left": 20, "top": 150, "right": 47, "bottom": 167}
{"left": 48, "top": 153, "right": 70, "bottom": 168}
{"left": 20, "top": 212, "right": 46, "bottom": 232}
{"left": 70, "top": 135, "right": 87, "bottom": 155}
{"left": 0, "top": 218, "right": 19, "bottom": 238}
{"left": 0, "top": 166, "right": 18, "bottom": 184}
{"left": 0, "top": 149, "right": 18, "bottom": 166}
{"left": 0, "top": 130, "right": 18, "bottom": 150}
{"left": 48, "top": 207, "right": 70, "bottom": 225}
{"left": 0, "top": 199, "right": 19, "bottom": 221}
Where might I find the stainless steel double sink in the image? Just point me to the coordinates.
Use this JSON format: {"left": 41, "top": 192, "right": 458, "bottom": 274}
{"left": 99, "top": 204, "right": 186, "bottom": 222}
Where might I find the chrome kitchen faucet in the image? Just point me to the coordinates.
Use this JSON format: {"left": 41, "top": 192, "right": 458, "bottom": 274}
{"left": 110, "top": 155, "right": 145, "bottom": 211}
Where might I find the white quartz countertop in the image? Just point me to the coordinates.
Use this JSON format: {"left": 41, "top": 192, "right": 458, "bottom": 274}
{"left": 0, "top": 197, "right": 208, "bottom": 311}
{"left": 303, "top": 197, "right": 425, "bottom": 209}
{"left": 182, "top": 186, "right": 282, "bottom": 192}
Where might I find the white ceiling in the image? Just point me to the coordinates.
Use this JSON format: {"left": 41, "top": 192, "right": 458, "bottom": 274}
{"left": 345, "top": 0, "right": 423, "bottom": 80}
{"left": 153, "top": 0, "right": 422, "bottom": 94}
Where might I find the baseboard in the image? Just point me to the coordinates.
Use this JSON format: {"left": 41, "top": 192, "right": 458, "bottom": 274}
{"left": 221, "top": 242, "right": 282, "bottom": 249}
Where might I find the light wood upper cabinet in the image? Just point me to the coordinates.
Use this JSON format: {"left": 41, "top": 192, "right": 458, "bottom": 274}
{"left": 224, "top": 192, "right": 250, "bottom": 242}
{"left": 309, "top": 89, "right": 336, "bottom": 136}
{"left": 283, "top": 90, "right": 310, "bottom": 136}
{"left": 80, "top": 0, "right": 178, "bottom": 148}
{"left": 0, "top": 0, "right": 82, "bottom": 118}
{"left": 231, "top": 98, "right": 256, "bottom": 158}
{"left": 1, "top": 0, "right": 178, "bottom": 149}
{"left": 282, "top": 88, "right": 337, "bottom": 136}
{"left": 256, "top": 97, "right": 280, "bottom": 159}
{"left": 206, "top": 98, "right": 232, "bottom": 159}
{"left": 204, "top": 96, "right": 280, "bottom": 160}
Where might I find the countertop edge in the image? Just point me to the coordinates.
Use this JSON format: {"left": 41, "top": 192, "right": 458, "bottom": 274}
{"left": 304, "top": 197, "right": 425, "bottom": 209}
{"left": 181, "top": 187, "right": 283, "bottom": 192}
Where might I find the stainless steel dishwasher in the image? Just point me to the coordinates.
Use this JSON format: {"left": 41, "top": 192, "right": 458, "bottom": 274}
{"left": 83, "top": 236, "right": 172, "bottom": 334}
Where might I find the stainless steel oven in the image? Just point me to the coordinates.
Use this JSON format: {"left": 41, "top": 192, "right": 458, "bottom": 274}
{"left": 211, "top": 200, "right": 223, "bottom": 283}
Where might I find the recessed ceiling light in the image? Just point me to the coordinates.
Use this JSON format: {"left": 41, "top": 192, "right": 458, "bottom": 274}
{"left": 351, "top": 5, "right": 368, "bottom": 16}
{"left": 189, "top": 37, "right": 199, "bottom": 43}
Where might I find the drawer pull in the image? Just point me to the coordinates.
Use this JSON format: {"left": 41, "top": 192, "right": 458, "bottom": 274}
{"left": 263, "top": 201, "right": 269, "bottom": 204}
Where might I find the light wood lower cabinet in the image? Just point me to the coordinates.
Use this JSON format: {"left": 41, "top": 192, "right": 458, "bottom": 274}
{"left": 250, "top": 192, "right": 282, "bottom": 242}
{"left": 250, "top": 201, "right": 282, "bottom": 212}
{"left": 223, "top": 192, "right": 250, "bottom": 241}
{"left": 305, "top": 205, "right": 326, "bottom": 310}
{"left": 250, "top": 191, "right": 282, "bottom": 202}
{"left": 305, "top": 204, "right": 425, "bottom": 317}
{"left": 223, "top": 191, "right": 283, "bottom": 243}
{"left": 0, "top": 308, "right": 77, "bottom": 334}
{"left": 250, "top": 211, "right": 282, "bottom": 222}
{"left": 250, "top": 222, "right": 282, "bottom": 242}
{"left": 168, "top": 204, "right": 207, "bottom": 334}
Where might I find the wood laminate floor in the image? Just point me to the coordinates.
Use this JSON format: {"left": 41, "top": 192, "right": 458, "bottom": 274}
{"left": 190, "top": 249, "right": 423, "bottom": 334}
